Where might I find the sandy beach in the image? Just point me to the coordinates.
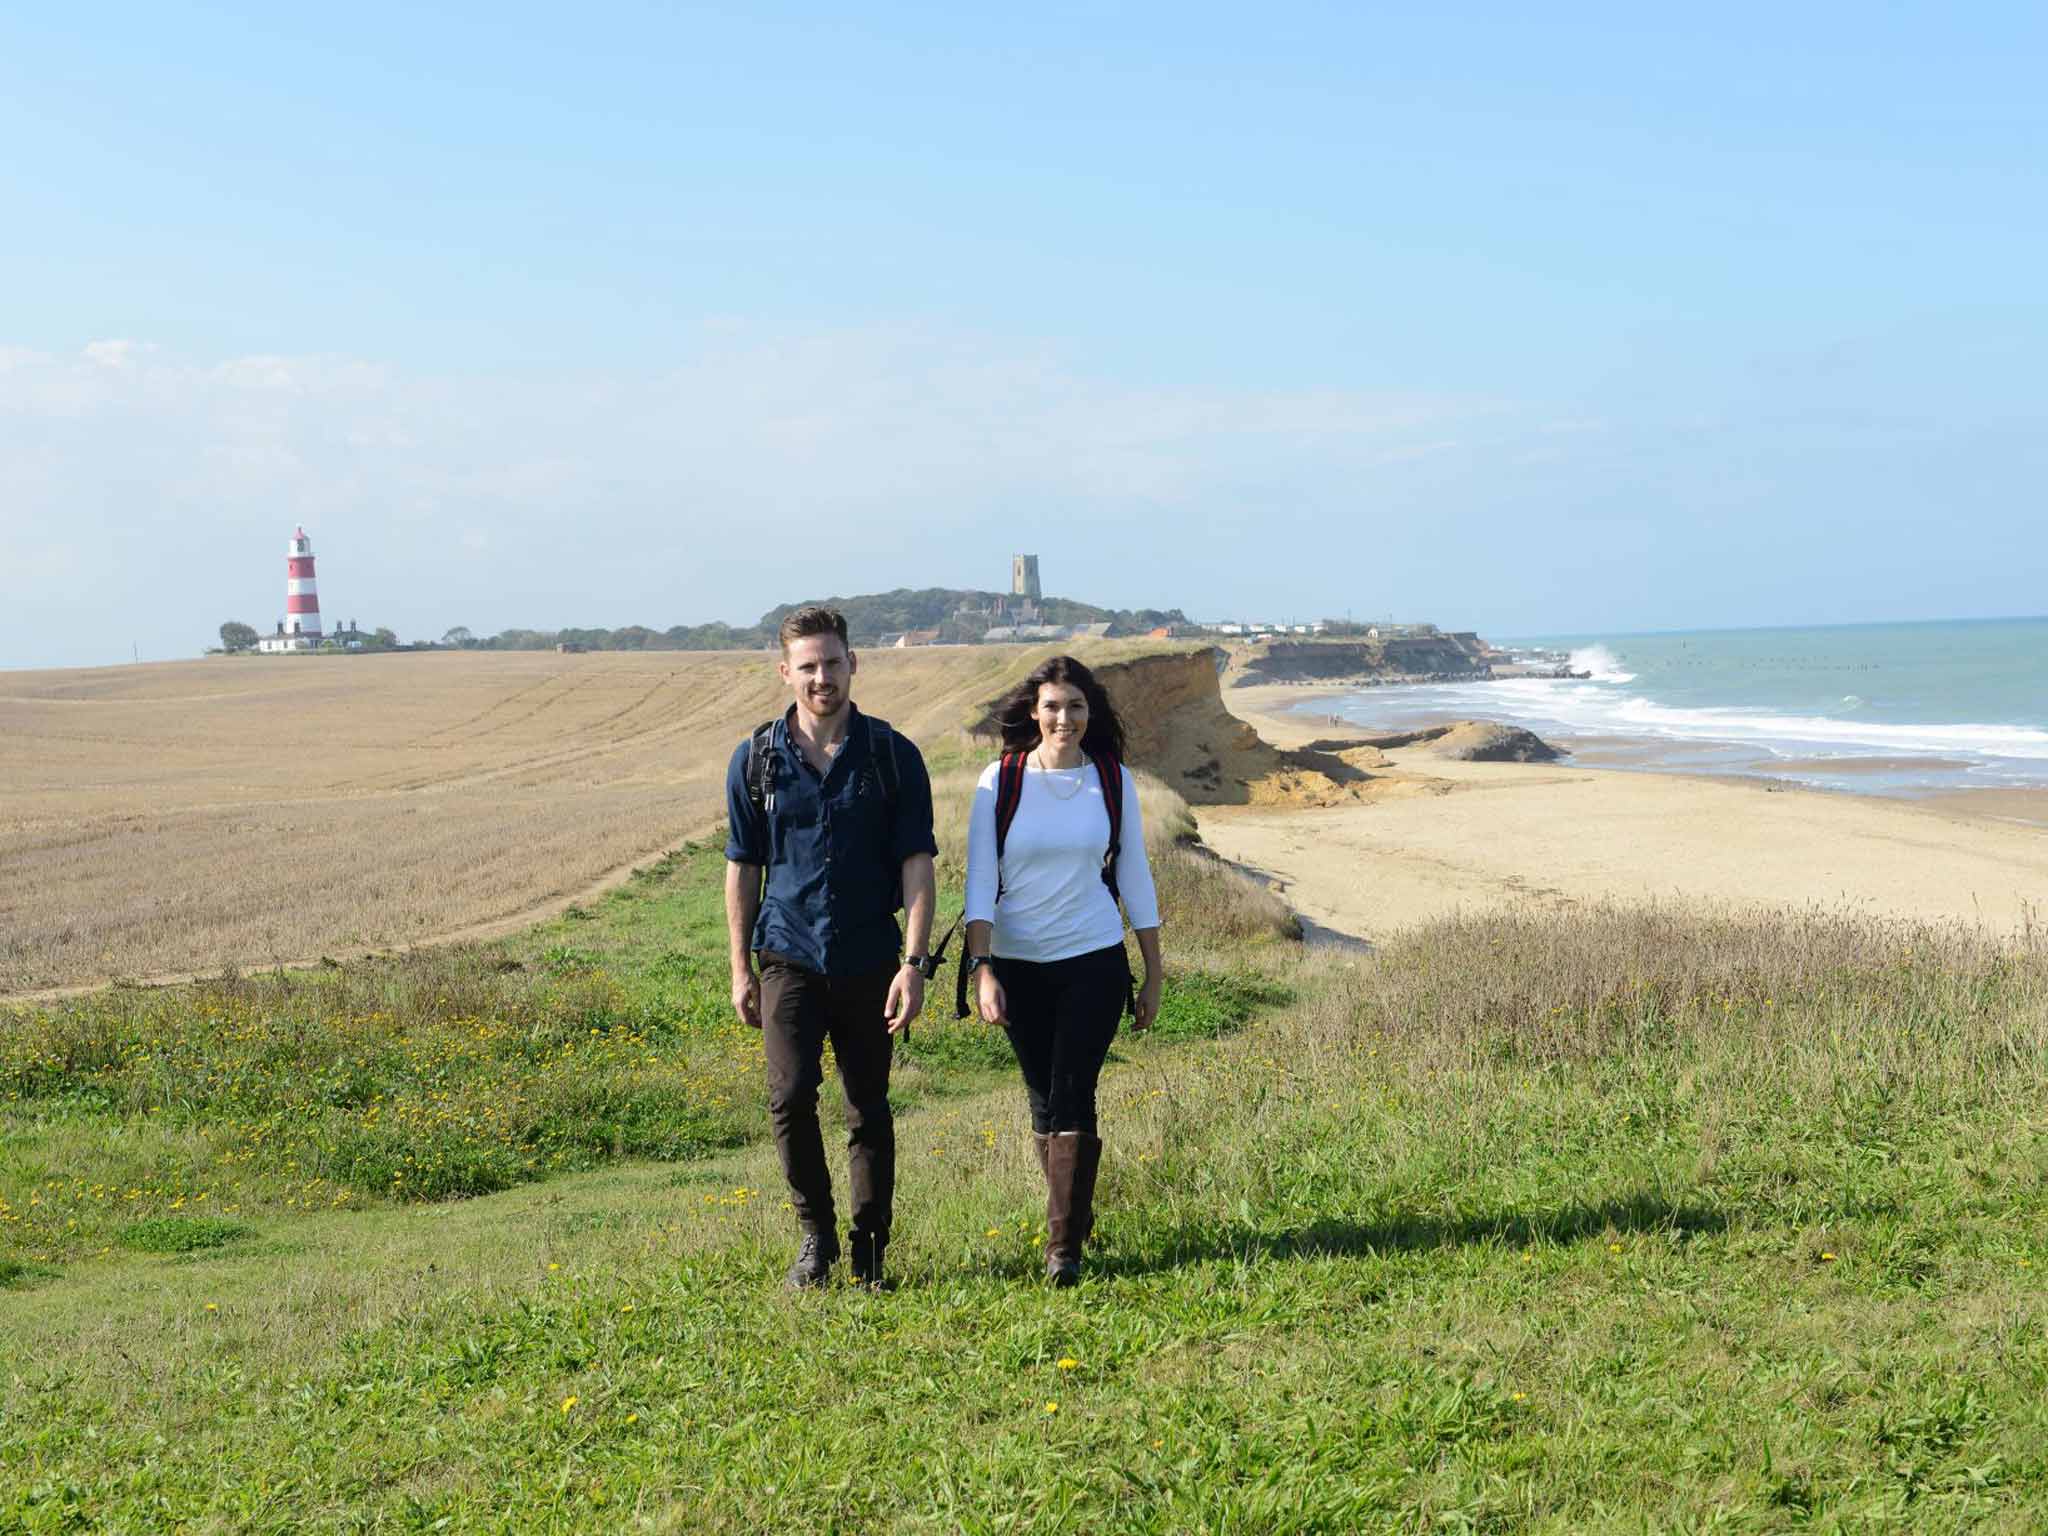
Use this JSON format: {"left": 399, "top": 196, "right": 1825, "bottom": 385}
{"left": 1210, "top": 685, "right": 2048, "bottom": 941}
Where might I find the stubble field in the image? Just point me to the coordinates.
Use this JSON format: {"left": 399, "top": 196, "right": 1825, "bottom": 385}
{"left": 0, "top": 644, "right": 1104, "bottom": 996}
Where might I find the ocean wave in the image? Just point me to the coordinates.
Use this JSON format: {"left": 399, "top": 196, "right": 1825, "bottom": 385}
{"left": 1403, "top": 679, "right": 2048, "bottom": 762}
{"left": 1567, "top": 644, "right": 1636, "bottom": 684}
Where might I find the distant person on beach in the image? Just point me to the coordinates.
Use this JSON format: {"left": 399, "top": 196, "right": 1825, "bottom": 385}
{"left": 725, "top": 606, "right": 938, "bottom": 1290}
{"left": 963, "top": 655, "right": 1162, "bottom": 1286}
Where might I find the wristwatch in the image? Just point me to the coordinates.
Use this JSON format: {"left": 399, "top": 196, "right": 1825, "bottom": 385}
{"left": 903, "top": 954, "right": 929, "bottom": 973}
{"left": 964, "top": 954, "right": 995, "bottom": 978}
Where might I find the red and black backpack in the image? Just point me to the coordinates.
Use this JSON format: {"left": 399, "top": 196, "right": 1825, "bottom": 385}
{"left": 951, "top": 748, "right": 1131, "bottom": 1019}
{"left": 991, "top": 748, "right": 1125, "bottom": 902}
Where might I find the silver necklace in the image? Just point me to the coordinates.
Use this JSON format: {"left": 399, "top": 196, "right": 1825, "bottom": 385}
{"left": 1032, "top": 749, "right": 1087, "bottom": 800}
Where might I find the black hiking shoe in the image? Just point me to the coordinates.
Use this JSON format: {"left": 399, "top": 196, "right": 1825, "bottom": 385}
{"left": 849, "top": 1230, "right": 890, "bottom": 1291}
{"left": 784, "top": 1231, "right": 839, "bottom": 1290}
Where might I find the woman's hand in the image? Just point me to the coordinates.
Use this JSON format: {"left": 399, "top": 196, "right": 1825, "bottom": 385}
{"left": 1132, "top": 971, "right": 1162, "bottom": 1033}
{"left": 976, "top": 964, "right": 1009, "bottom": 1028}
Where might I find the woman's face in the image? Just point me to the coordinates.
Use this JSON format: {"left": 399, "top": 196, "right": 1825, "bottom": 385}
{"left": 1033, "top": 682, "right": 1089, "bottom": 753}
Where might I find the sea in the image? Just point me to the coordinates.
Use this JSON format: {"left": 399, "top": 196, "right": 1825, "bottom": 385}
{"left": 1294, "top": 616, "right": 2048, "bottom": 802}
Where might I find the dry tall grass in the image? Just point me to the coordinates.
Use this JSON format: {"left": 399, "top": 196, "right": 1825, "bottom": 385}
{"left": 1063, "top": 900, "right": 2048, "bottom": 1301}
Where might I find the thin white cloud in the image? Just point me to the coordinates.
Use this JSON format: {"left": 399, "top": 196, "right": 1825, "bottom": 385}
{"left": 0, "top": 329, "right": 1542, "bottom": 667}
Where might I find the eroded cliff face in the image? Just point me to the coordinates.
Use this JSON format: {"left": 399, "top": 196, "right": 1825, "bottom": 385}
{"left": 974, "top": 646, "right": 1388, "bottom": 807}
{"left": 1225, "top": 637, "right": 1491, "bottom": 687}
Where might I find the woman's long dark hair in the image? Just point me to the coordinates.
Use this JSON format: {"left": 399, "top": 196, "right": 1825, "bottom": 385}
{"left": 994, "top": 654, "right": 1126, "bottom": 760}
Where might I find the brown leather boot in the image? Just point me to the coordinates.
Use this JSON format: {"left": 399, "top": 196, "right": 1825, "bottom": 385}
{"left": 1043, "top": 1132, "right": 1103, "bottom": 1287}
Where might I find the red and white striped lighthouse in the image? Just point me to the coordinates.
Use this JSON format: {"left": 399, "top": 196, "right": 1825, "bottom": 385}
{"left": 284, "top": 525, "right": 322, "bottom": 641}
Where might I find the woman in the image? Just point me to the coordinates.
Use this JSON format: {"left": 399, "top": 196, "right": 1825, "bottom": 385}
{"left": 963, "top": 655, "right": 1162, "bottom": 1285}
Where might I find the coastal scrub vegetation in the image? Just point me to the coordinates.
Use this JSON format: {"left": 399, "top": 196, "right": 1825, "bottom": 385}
{"left": 5, "top": 776, "right": 2047, "bottom": 1527}
{"left": 444, "top": 586, "right": 1192, "bottom": 653}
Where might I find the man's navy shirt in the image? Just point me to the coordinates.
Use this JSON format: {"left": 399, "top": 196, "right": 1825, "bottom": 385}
{"left": 725, "top": 705, "right": 938, "bottom": 977}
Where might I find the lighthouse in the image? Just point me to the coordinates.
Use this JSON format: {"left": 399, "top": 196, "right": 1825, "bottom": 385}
{"left": 257, "top": 526, "right": 327, "bottom": 652}
{"left": 284, "top": 525, "right": 322, "bottom": 642}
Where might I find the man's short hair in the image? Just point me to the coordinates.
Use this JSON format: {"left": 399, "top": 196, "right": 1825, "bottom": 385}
{"left": 778, "top": 605, "right": 851, "bottom": 653}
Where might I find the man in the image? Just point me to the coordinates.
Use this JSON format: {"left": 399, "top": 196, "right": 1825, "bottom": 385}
{"left": 725, "top": 605, "right": 938, "bottom": 1290}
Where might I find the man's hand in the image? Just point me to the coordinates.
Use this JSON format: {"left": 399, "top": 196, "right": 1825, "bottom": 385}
{"left": 1132, "top": 972, "right": 1162, "bottom": 1033}
{"left": 732, "top": 969, "right": 762, "bottom": 1031}
{"left": 976, "top": 964, "right": 1008, "bottom": 1028}
{"left": 883, "top": 963, "right": 924, "bottom": 1035}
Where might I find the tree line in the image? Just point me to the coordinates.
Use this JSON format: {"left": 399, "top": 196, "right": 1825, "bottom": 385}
{"left": 428, "top": 589, "right": 1190, "bottom": 652}
{"left": 216, "top": 621, "right": 400, "bottom": 653}
{"left": 217, "top": 589, "right": 1192, "bottom": 656}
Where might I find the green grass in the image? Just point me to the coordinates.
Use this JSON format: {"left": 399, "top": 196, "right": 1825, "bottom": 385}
{"left": 0, "top": 781, "right": 1288, "bottom": 1267}
{"left": 5, "top": 789, "right": 2048, "bottom": 1528}
{"left": 115, "top": 1215, "right": 251, "bottom": 1254}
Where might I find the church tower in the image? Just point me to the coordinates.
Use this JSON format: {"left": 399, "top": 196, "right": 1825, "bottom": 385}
{"left": 1010, "top": 554, "right": 1041, "bottom": 601}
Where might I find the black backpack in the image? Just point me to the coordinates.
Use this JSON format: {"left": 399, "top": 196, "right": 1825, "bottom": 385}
{"left": 744, "top": 711, "right": 900, "bottom": 820}
{"left": 743, "top": 712, "right": 904, "bottom": 913}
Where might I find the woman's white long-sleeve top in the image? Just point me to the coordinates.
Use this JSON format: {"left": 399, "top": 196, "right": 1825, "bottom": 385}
{"left": 964, "top": 758, "right": 1161, "bottom": 962}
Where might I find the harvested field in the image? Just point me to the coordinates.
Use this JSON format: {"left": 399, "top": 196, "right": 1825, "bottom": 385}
{"left": 1, "top": 643, "right": 1169, "bottom": 995}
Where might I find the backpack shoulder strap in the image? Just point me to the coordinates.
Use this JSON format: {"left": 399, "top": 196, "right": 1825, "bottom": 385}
{"left": 864, "top": 715, "right": 900, "bottom": 811}
{"left": 993, "top": 750, "right": 1029, "bottom": 865}
{"left": 745, "top": 717, "right": 780, "bottom": 816}
{"left": 1090, "top": 749, "right": 1125, "bottom": 903}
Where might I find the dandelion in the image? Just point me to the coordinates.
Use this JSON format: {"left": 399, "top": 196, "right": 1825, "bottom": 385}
{"left": 204, "top": 1303, "right": 218, "bottom": 1312}
{"left": 986, "top": 1228, "right": 1002, "bottom": 1238}
{"left": 1043, "top": 1401, "right": 1059, "bottom": 1415}
{"left": 625, "top": 1413, "right": 639, "bottom": 1425}
{"left": 562, "top": 1395, "right": 579, "bottom": 1414}
{"left": 547, "top": 1262, "right": 560, "bottom": 1272}
{"left": 1511, "top": 1392, "right": 1527, "bottom": 1402}
{"left": 1057, "top": 1357, "right": 1078, "bottom": 1371}
{"left": 1608, "top": 1242, "right": 1623, "bottom": 1254}
{"left": 1820, "top": 1252, "right": 1836, "bottom": 1262}
{"left": 620, "top": 1304, "right": 634, "bottom": 1314}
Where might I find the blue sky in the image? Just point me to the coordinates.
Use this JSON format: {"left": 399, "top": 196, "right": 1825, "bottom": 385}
{"left": 4, "top": 2, "right": 2044, "bottom": 667}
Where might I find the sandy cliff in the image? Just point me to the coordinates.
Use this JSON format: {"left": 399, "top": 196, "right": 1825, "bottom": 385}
{"left": 971, "top": 646, "right": 1398, "bottom": 808}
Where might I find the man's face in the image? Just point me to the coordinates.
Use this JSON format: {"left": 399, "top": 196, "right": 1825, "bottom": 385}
{"left": 779, "top": 633, "right": 855, "bottom": 719}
